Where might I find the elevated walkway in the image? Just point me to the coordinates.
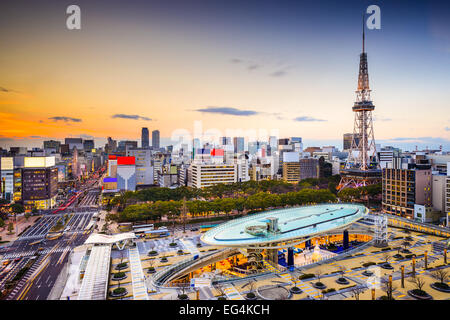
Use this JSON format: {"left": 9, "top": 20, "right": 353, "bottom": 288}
{"left": 129, "top": 247, "right": 148, "bottom": 300}
{"left": 78, "top": 245, "right": 111, "bottom": 300}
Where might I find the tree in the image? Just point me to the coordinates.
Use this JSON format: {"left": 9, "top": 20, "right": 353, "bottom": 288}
{"left": 24, "top": 212, "right": 31, "bottom": 221}
{"left": 381, "top": 252, "right": 392, "bottom": 265}
{"left": 381, "top": 276, "right": 396, "bottom": 300}
{"left": 7, "top": 222, "right": 14, "bottom": 234}
{"left": 336, "top": 265, "right": 347, "bottom": 280}
{"left": 430, "top": 269, "right": 449, "bottom": 285}
{"left": 0, "top": 218, "right": 5, "bottom": 229}
{"left": 10, "top": 203, "right": 24, "bottom": 215}
{"left": 350, "top": 286, "right": 365, "bottom": 300}
{"left": 408, "top": 276, "right": 427, "bottom": 294}
{"left": 402, "top": 241, "right": 411, "bottom": 251}
{"left": 314, "top": 269, "right": 324, "bottom": 284}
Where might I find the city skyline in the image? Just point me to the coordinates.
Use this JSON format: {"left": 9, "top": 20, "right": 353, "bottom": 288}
{"left": 1, "top": 0, "right": 449, "bottom": 151}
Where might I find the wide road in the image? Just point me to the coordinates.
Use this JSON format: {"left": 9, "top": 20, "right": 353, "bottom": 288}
{"left": 1, "top": 168, "right": 105, "bottom": 300}
{"left": 13, "top": 231, "right": 90, "bottom": 300}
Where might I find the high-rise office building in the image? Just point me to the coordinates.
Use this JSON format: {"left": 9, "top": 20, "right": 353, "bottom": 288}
{"left": 233, "top": 137, "right": 245, "bottom": 153}
{"left": 83, "top": 140, "right": 95, "bottom": 152}
{"left": 21, "top": 156, "right": 58, "bottom": 210}
{"left": 141, "top": 127, "right": 149, "bottom": 148}
{"left": 188, "top": 163, "right": 237, "bottom": 188}
{"left": 220, "top": 137, "right": 232, "bottom": 146}
{"left": 382, "top": 159, "right": 432, "bottom": 218}
{"left": 343, "top": 133, "right": 359, "bottom": 151}
{"left": 65, "top": 138, "right": 83, "bottom": 152}
{"left": 126, "top": 148, "right": 153, "bottom": 185}
{"left": 43, "top": 140, "right": 61, "bottom": 153}
{"left": 152, "top": 130, "right": 160, "bottom": 149}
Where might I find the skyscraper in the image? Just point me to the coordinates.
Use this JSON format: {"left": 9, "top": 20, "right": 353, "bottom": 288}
{"left": 233, "top": 137, "right": 245, "bottom": 153}
{"left": 142, "top": 127, "right": 149, "bottom": 148}
{"left": 152, "top": 130, "right": 160, "bottom": 149}
{"left": 339, "top": 17, "right": 381, "bottom": 190}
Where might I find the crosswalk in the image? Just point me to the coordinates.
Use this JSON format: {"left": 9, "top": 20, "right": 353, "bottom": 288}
{"left": 278, "top": 272, "right": 323, "bottom": 299}
{"left": 180, "top": 239, "right": 199, "bottom": 255}
{"left": 6, "top": 256, "right": 45, "bottom": 300}
{"left": 222, "top": 284, "right": 244, "bottom": 300}
{"left": 262, "top": 260, "right": 279, "bottom": 273}
{"left": 2, "top": 246, "right": 71, "bottom": 260}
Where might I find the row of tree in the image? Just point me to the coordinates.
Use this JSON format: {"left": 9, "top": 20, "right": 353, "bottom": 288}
{"left": 109, "top": 175, "right": 343, "bottom": 211}
{"left": 114, "top": 188, "right": 337, "bottom": 222}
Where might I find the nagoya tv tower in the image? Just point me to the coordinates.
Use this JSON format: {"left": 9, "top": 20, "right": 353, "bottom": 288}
{"left": 339, "top": 16, "right": 381, "bottom": 190}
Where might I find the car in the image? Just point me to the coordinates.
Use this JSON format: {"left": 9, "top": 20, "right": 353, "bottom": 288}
{"left": 190, "top": 227, "right": 199, "bottom": 231}
{"left": 14, "top": 257, "right": 22, "bottom": 262}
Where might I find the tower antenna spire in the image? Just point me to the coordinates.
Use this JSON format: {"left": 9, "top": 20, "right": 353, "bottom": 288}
{"left": 362, "top": 13, "right": 365, "bottom": 53}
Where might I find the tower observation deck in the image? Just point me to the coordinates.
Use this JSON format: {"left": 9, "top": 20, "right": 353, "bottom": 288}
{"left": 339, "top": 17, "right": 381, "bottom": 190}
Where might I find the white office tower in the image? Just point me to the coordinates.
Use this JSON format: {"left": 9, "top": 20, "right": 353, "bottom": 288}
{"left": 331, "top": 157, "right": 342, "bottom": 175}
{"left": 271, "top": 152, "right": 279, "bottom": 175}
{"left": 269, "top": 136, "right": 278, "bottom": 150}
{"left": 153, "top": 159, "right": 162, "bottom": 184}
{"left": 378, "top": 147, "right": 396, "bottom": 169}
{"left": 223, "top": 145, "right": 235, "bottom": 163}
{"left": 236, "top": 159, "right": 250, "bottom": 182}
{"left": 187, "top": 163, "right": 237, "bottom": 188}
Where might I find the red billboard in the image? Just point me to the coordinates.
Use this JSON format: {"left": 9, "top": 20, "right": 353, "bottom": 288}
{"left": 211, "top": 149, "right": 224, "bottom": 156}
{"left": 117, "top": 156, "right": 135, "bottom": 165}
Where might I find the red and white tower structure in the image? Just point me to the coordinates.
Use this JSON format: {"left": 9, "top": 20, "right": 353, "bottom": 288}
{"left": 339, "top": 18, "right": 381, "bottom": 190}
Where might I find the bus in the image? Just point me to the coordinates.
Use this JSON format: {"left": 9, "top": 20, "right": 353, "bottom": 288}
{"left": 29, "top": 239, "right": 45, "bottom": 246}
{"left": 139, "top": 229, "right": 170, "bottom": 239}
{"left": 46, "top": 231, "right": 63, "bottom": 240}
{"left": 132, "top": 224, "right": 154, "bottom": 231}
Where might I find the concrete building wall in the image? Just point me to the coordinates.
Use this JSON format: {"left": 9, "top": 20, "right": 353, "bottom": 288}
{"left": 117, "top": 166, "right": 136, "bottom": 191}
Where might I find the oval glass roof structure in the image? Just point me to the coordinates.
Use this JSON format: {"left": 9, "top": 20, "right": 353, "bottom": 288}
{"left": 201, "top": 203, "right": 368, "bottom": 247}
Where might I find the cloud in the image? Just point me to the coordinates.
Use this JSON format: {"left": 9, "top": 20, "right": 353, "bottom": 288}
{"left": 195, "top": 107, "right": 260, "bottom": 116}
{"left": 381, "top": 136, "right": 450, "bottom": 144}
{"left": 294, "top": 116, "right": 326, "bottom": 122}
{"left": 48, "top": 116, "right": 82, "bottom": 123}
{"left": 111, "top": 114, "right": 152, "bottom": 121}
{"left": 0, "top": 86, "right": 18, "bottom": 93}
{"left": 445, "top": 127, "right": 450, "bottom": 131}
{"left": 29, "top": 136, "right": 42, "bottom": 139}
{"left": 230, "top": 58, "right": 242, "bottom": 64}
{"left": 269, "top": 70, "right": 287, "bottom": 77}
{"left": 248, "top": 64, "right": 260, "bottom": 71}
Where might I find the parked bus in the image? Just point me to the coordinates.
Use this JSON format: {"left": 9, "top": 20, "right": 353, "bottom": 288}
{"left": 132, "top": 224, "right": 154, "bottom": 230}
{"left": 138, "top": 229, "right": 170, "bottom": 239}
